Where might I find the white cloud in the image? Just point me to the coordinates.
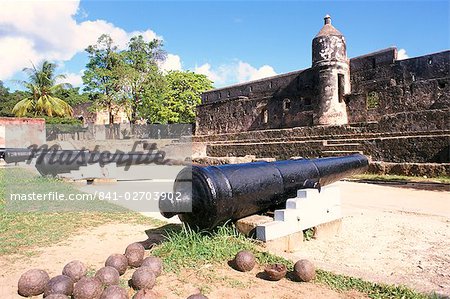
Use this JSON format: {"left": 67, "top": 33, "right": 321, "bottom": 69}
{"left": 0, "top": 36, "right": 40, "bottom": 78}
{"left": 158, "top": 54, "right": 182, "bottom": 72}
{"left": 194, "top": 63, "right": 222, "bottom": 83}
{"left": 194, "top": 61, "right": 277, "bottom": 86}
{"left": 397, "top": 48, "right": 409, "bottom": 60}
{"left": 61, "top": 71, "right": 84, "bottom": 87}
{"left": 237, "top": 61, "right": 277, "bottom": 82}
{"left": 0, "top": 0, "right": 162, "bottom": 80}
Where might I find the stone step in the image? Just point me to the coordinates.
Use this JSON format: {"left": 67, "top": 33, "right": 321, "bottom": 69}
{"left": 207, "top": 142, "right": 362, "bottom": 151}
{"left": 323, "top": 143, "right": 361, "bottom": 147}
{"left": 193, "top": 129, "right": 450, "bottom": 144}
{"left": 321, "top": 150, "right": 364, "bottom": 157}
{"left": 204, "top": 133, "right": 449, "bottom": 150}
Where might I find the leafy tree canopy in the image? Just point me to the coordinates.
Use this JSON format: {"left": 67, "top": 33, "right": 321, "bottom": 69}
{"left": 82, "top": 34, "right": 127, "bottom": 125}
{"left": 121, "top": 35, "right": 166, "bottom": 123}
{"left": 54, "top": 87, "right": 90, "bottom": 107}
{"left": 0, "top": 81, "right": 28, "bottom": 117}
{"left": 162, "top": 71, "right": 213, "bottom": 123}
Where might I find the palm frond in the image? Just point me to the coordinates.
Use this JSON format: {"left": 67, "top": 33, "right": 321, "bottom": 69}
{"left": 14, "top": 60, "right": 74, "bottom": 118}
{"left": 12, "top": 98, "right": 34, "bottom": 117}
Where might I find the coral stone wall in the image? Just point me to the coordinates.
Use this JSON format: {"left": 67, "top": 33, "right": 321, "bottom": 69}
{"left": 196, "top": 69, "right": 318, "bottom": 135}
{"left": 0, "top": 117, "right": 46, "bottom": 148}
{"left": 196, "top": 49, "right": 449, "bottom": 136}
{"left": 347, "top": 49, "right": 450, "bottom": 123}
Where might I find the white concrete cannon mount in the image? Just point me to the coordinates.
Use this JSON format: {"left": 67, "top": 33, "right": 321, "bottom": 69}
{"left": 256, "top": 185, "right": 341, "bottom": 242}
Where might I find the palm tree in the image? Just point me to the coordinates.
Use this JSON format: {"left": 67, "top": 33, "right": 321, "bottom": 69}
{"left": 12, "top": 61, "right": 73, "bottom": 117}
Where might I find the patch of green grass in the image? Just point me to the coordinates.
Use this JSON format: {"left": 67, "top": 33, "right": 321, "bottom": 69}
{"left": 303, "top": 228, "right": 315, "bottom": 241}
{"left": 223, "top": 276, "right": 250, "bottom": 289}
{"left": 153, "top": 224, "right": 438, "bottom": 299}
{"left": 352, "top": 174, "right": 450, "bottom": 184}
{"left": 0, "top": 168, "right": 164, "bottom": 256}
{"left": 119, "top": 277, "right": 130, "bottom": 289}
{"left": 86, "top": 266, "right": 97, "bottom": 277}
{"left": 152, "top": 224, "right": 255, "bottom": 272}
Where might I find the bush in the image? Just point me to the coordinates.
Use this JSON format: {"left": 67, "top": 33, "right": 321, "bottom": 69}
{"left": 43, "top": 116, "right": 82, "bottom": 125}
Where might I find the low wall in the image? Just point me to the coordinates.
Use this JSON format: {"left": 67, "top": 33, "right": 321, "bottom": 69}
{"left": 361, "top": 136, "right": 449, "bottom": 163}
{"left": 47, "top": 124, "right": 192, "bottom": 141}
{"left": 204, "top": 134, "right": 449, "bottom": 163}
{"left": 368, "top": 162, "right": 450, "bottom": 177}
{"left": 0, "top": 117, "right": 45, "bottom": 148}
{"left": 194, "top": 109, "right": 449, "bottom": 143}
{"left": 192, "top": 156, "right": 450, "bottom": 177}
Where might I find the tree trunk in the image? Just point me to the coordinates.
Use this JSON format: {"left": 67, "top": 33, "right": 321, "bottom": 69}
{"left": 108, "top": 106, "right": 115, "bottom": 139}
{"left": 130, "top": 93, "right": 139, "bottom": 135}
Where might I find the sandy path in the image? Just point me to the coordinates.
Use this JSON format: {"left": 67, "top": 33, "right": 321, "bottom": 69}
{"left": 282, "top": 181, "right": 450, "bottom": 296}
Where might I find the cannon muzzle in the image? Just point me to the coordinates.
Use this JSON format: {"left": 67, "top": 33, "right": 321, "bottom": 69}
{"left": 160, "top": 154, "right": 368, "bottom": 230}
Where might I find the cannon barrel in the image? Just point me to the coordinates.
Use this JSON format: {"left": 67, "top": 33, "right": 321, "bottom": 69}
{"left": 160, "top": 154, "right": 368, "bottom": 230}
{"left": 0, "top": 147, "right": 166, "bottom": 175}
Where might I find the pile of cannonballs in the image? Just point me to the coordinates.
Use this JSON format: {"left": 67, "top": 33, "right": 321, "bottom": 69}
{"left": 232, "top": 250, "right": 316, "bottom": 282}
{"left": 17, "top": 245, "right": 314, "bottom": 298}
{"left": 17, "top": 242, "right": 207, "bottom": 299}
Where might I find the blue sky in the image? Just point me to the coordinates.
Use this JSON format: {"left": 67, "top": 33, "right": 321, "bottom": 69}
{"left": 1, "top": 0, "right": 448, "bottom": 90}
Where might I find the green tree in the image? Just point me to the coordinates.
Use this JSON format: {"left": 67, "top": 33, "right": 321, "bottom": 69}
{"left": 162, "top": 71, "right": 213, "bottom": 123}
{"left": 54, "top": 87, "right": 90, "bottom": 107}
{"left": 0, "top": 80, "right": 8, "bottom": 98}
{"left": 12, "top": 61, "right": 73, "bottom": 117}
{"left": 0, "top": 81, "right": 16, "bottom": 117}
{"left": 83, "top": 34, "right": 124, "bottom": 125}
{"left": 0, "top": 90, "right": 29, "bottom": 117}
{"left": 122, "top": 35, "right": 166, "bottom": 124}
{"left": 139, "top": 73, "right": 168, "bottom": 124}
{"left": 82, "top": 35, "right": 213, "bottom": 125}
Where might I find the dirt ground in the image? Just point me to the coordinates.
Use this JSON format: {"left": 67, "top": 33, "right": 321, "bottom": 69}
{"left": 0, "top": 223, "right": 366, "bottom": 299}
{"left": 1, "top": 181, "right": 449, "bottom": 298}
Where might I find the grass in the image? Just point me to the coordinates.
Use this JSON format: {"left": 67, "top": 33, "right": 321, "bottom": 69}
{"left": 351, "top": 174, "right": 450, "bottom": 184}
{"left": 152, "top": 224, "right": 254, "bottom": 271}
{"left": 152, "top": 224, "right": 439, "bottom": 299}
{"left": 0, "top": 167, "right": 164, "bottom": 256}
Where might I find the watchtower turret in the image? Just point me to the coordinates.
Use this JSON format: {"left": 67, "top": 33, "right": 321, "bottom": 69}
{"left": 312, "top": 15, "right": 350, "bottom": 125}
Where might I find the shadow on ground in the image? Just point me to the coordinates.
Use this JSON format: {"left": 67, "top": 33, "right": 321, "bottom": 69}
{"left": 138, "top": 223, "right": 182, "bottom": 249}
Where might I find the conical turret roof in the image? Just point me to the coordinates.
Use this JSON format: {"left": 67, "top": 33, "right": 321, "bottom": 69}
{"left": 315, "top": 15, "right": 343, "bottom": 37}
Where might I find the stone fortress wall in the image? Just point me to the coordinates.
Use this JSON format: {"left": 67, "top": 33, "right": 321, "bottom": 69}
{"left": 196, "top": 48, "right": 449, "bottom": 135}
{"left": 348, "top": 48, "right": 449, "bottom": 123}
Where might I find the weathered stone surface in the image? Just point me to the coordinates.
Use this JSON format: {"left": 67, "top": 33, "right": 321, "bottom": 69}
{"left": 264, "top": 231, "right": 304, "bottom": 253}
{"left": 192, "top": 155, "right": 275, "bottom": 165}
{"left": 368, "top": 162, "right": 450, "bottom": 177}
{"left": 235, "top": 215, "right": 273, "bottom": 236}
{"left": 196, "top": 68, "right": 316, "bottom": 135}
{"left": 204, "top": 134, "right": 449, "bottom": 163}
{"left": 313, "top": 219, "right": 342, "bottom": 240}
{"left": 312, "top": 15, "right": 349, "bottom": 126}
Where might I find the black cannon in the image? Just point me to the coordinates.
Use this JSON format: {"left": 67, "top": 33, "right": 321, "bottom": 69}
{"left": 0, "top": 147, "right": 166, "bottom": 176}
{"left": 160, "top": 154, "right": 369, "bottom": 230}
